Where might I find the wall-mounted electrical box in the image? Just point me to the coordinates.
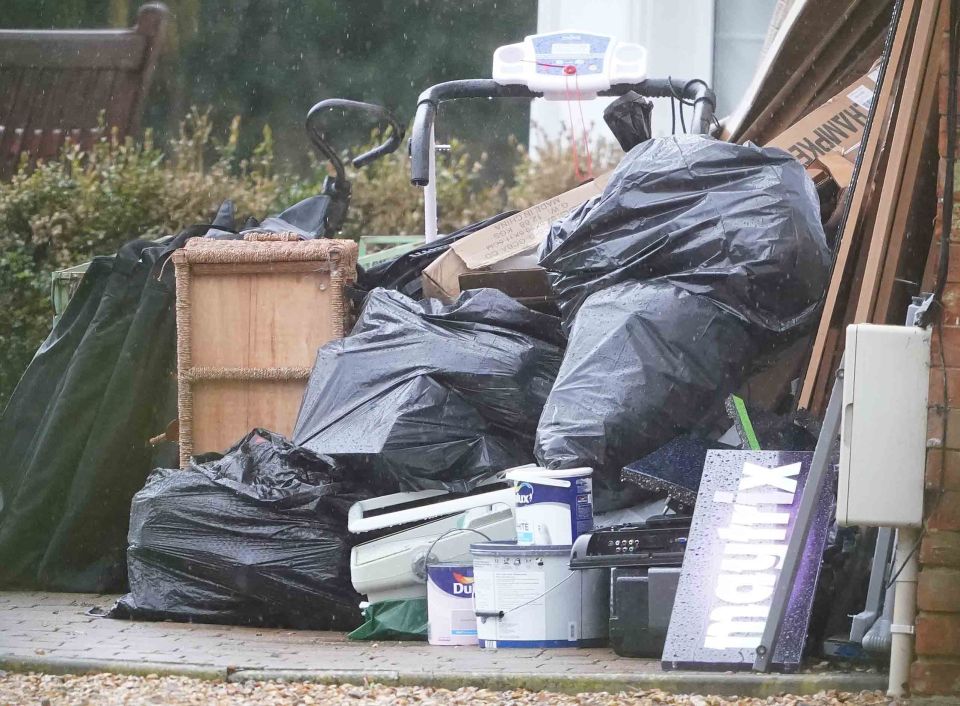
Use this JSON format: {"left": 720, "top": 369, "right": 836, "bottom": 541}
{"left": 838, "top": 324, "right": 930, "bottom": 528}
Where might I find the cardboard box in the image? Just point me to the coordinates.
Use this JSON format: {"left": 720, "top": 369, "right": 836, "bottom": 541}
{"left": 459, "top": 268, "right": 557, "bottom": 314}
{"left": 766, "top": 63, "right": 879, "bottom": 187}
{"left": 422, "top": 173, "right": 611, "bottom": 301}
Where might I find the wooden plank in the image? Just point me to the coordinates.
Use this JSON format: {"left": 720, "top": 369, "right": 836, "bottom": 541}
{"left": 127, "top": 3, "right": 168, "bottom": 135}
{"left": 61, "top": 69, "right": 103, "bottom": 130}
{"left": 103, "top": 71, "right": 138, "bottom": 132}
{"left": 0, "top": 66, "right": 29, "bottom": 176}
{"left": 855, "top": 0, "right": 943, "bottom": 322}
{"left": 0, "top": 67, "right": 52, "bottom": 174}
{"left": 724, "top": 0, "right": 816, "bottom": 139}
{"left": 725, "top": 0, "right": 893, "bottom": 142}
{"left": 873, "top": 3, "right": 946, "bottom": 322}
{"left": 798, "top": 0, "right": 918, "bottom": 410}
{"left": 0, "top": 31, "right": 145, "bottom": 71}
{"left": 741, "top": 0, "right": 893, "bottom": 143}
{"left": 810, "top": 328, "right": 841, "bottom": 412}
{"left": 191, "top": 380, "right": 307, "bottom": 455}
{"left": 0, "top": 66, "right": 23, "bottom": 120}
{"left": 37, "top": 129, "right": 64, "bottom": 161}
{"left": 38, "top": 69, "right": 73, "bottom": 132}
{"left": 28, "top": 65, "right": 65, "bottom": 134}
{"left": 806, "top": 29, "right": 888, "bottom": 112}
{"left": 189, "top": 270, "right": 338, "bottom": 369}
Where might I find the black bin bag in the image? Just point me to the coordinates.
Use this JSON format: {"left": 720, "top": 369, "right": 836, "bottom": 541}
{"left": 535, "top": 135, "right": 831, "bottom": 507}
{"left": 603, "top": 91, "right": 653, "bottom": 152}
{"left": 109, "top": 429, "right": 368, "bottom": 630}
{"left": 293, "top": 287, "right": 565, "bottom": 493}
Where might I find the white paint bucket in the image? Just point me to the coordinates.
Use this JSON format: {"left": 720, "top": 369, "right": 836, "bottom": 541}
{"left": 426, "top": 563, "right": 477, "bottom": 646}
{"left": 505, "top": 466, "right": 593, "bottom": 546}
{"left": 471, "top": 541, "right": 608, "bottom": 648}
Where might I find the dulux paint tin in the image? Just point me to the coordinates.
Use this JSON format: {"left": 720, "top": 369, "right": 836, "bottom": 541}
{"left": 470, "top": 541, "right": 608, "bottom": 648}
{"left": 507, "top": 467, "right": 593, "bottom": 546}
{"left": 426, "top": 563, "right": 478, "bottom": 646}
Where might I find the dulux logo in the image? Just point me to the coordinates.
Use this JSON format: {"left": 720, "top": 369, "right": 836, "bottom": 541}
{"left": 452, "top": 571, "right": 474, "bottom": 596}
{"left": 516, "top": 482, "right": 535, "bottom": 505}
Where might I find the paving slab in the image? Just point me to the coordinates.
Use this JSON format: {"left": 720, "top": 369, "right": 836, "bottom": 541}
{"left": 0, "top": 592, "right": 884, "bottom": 697}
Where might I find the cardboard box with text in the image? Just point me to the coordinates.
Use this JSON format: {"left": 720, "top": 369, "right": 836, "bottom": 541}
{"left": 422, "top": 173, "right": 611, "bottom": 301}
{"left": 766, "top": 63, "right": 879, "bottom": 187}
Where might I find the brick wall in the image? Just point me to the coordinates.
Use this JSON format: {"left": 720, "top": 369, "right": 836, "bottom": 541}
{"left": 911, "top": 26, "right": 960, "bottom": 698}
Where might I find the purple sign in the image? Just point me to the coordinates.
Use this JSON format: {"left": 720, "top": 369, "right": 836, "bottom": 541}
{"left": 661, "top": 450, "right": 833, "bottom": 672}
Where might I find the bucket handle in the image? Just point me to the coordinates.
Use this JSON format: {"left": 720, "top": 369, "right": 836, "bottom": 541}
{"left": 423, "top": 527, "right": 493, "bottom": 581}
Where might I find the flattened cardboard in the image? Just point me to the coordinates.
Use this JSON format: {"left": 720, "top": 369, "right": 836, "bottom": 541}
{"left": 422, "top": 173, "right": 610, "bottom": 301}
{"left": 766, "top": 64, "right": 879, "bottom": 184}
{"left": 813, "top": 152, "right": 856, "bottom": 189}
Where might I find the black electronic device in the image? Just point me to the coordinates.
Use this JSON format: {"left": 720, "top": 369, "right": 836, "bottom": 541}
{"left": 610, "top": 566, "right": 681, "bottom": 657}
{"left": 568, "top": 514, "right": 691, "bottom": 569}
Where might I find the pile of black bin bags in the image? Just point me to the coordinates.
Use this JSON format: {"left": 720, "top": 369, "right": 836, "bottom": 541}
{"left": 108, "top": 288, "right": 562, "bottom": 630}
{"left": 1, "top": 132, "right": 831, "bottom": 631}
{"left": 292, "top": 287, "right": 566, "bottom": 493}
{"left": 534, "top": 135, "right": 831, "bottom": 508}
{"left": 108, "top": 430, "right": 369, "bottom": 630}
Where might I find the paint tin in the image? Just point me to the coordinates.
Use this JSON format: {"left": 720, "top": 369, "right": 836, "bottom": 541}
{"left": 470, "top": 541, "right": 608, "bottom": 648}
{"left": 506, "top": 466, "right": 593, "bottom": 546}
{"left": 426, "top": 563, "right": 477, "bottom": 646}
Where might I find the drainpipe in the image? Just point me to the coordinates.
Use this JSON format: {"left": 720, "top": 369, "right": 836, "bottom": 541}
{"left": 887, "top": 527, "right": 919, "bottom": 698}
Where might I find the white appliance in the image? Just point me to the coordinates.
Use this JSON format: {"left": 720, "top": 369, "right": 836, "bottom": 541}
{"left": 349, "top": 489, "right": 516, "bottom": 603}
{"left": 493, "top": 30, "right": 647, "bottom": 99}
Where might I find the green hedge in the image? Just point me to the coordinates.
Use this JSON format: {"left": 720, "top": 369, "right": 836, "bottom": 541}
{"left": 0, "top": 111, "right": 618, "bottom": 408}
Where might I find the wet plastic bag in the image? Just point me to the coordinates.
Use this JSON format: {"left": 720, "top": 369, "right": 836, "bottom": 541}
{"left": 535, "top": 136, "right": 830, "bottom": 504}
{"left": 293, "top": 287, "right": 564, "bottom": 493}
{"left": 539, "top": 135, "right": 831, "bottom": 332}
{"left": 603, "top": 91, "right": 653, "bottom": 151}
{"left": 108, "top": 429, "right": 368, "bottom": 630}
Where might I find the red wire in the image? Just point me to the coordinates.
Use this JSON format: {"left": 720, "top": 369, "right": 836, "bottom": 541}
{"left": 574, "top": 72, "right": 594, "bottom": 180}
{"left": 520, "top": 59, "right": 593, "bottom": 181}
{"left": 564, "top": 75, "right": 584, "bottom": 181}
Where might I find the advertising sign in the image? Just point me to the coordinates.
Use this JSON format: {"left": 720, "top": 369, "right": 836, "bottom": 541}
{"left": 661, "top": 450, "right": 833, "bottom": 671}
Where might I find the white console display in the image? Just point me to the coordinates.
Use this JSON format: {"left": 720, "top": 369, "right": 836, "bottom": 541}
{"left": 493, "top": 31, "right": 647, "bottom": 99}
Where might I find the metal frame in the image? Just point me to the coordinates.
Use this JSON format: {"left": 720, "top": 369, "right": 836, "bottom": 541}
{"left": 408, "top": 78, "right": 716, "bottom": 241}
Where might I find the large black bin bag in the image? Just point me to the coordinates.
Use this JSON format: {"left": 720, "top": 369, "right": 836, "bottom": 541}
{"left": 293, "top": 287, "right": 564, "bottom": 493}
{"left": 539, "top": 135, "right": 830, "bottom": 330}
{"left": 535, "top": 136, "right": 830, "bottom": 504}
{"left": 109, "top": 430, "right": 367, "bottom": 630}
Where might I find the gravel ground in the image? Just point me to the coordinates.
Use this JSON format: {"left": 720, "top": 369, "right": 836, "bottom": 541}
{"left": 0, "top": 673, "right": 894, "bottom": 706}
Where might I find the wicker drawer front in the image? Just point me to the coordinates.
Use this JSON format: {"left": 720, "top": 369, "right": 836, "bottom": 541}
{"left": 173, "top": 237, "right": 357, "bottom": 466}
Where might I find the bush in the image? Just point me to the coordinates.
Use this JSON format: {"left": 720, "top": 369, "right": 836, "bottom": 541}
{"left": 0, "top": 111, "right": 289, "bottom": 407}
{"left": 0, "top": 112, "right": 620, "bottom": 407}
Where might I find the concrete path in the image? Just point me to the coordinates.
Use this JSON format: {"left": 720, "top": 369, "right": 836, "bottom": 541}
{"left": 0, "top": 592, "right": 884, "bottom": 697}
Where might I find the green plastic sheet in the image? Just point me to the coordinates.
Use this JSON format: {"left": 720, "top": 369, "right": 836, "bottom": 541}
{"left": 347, "top": 599, "right": 428, "bottom": 641}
